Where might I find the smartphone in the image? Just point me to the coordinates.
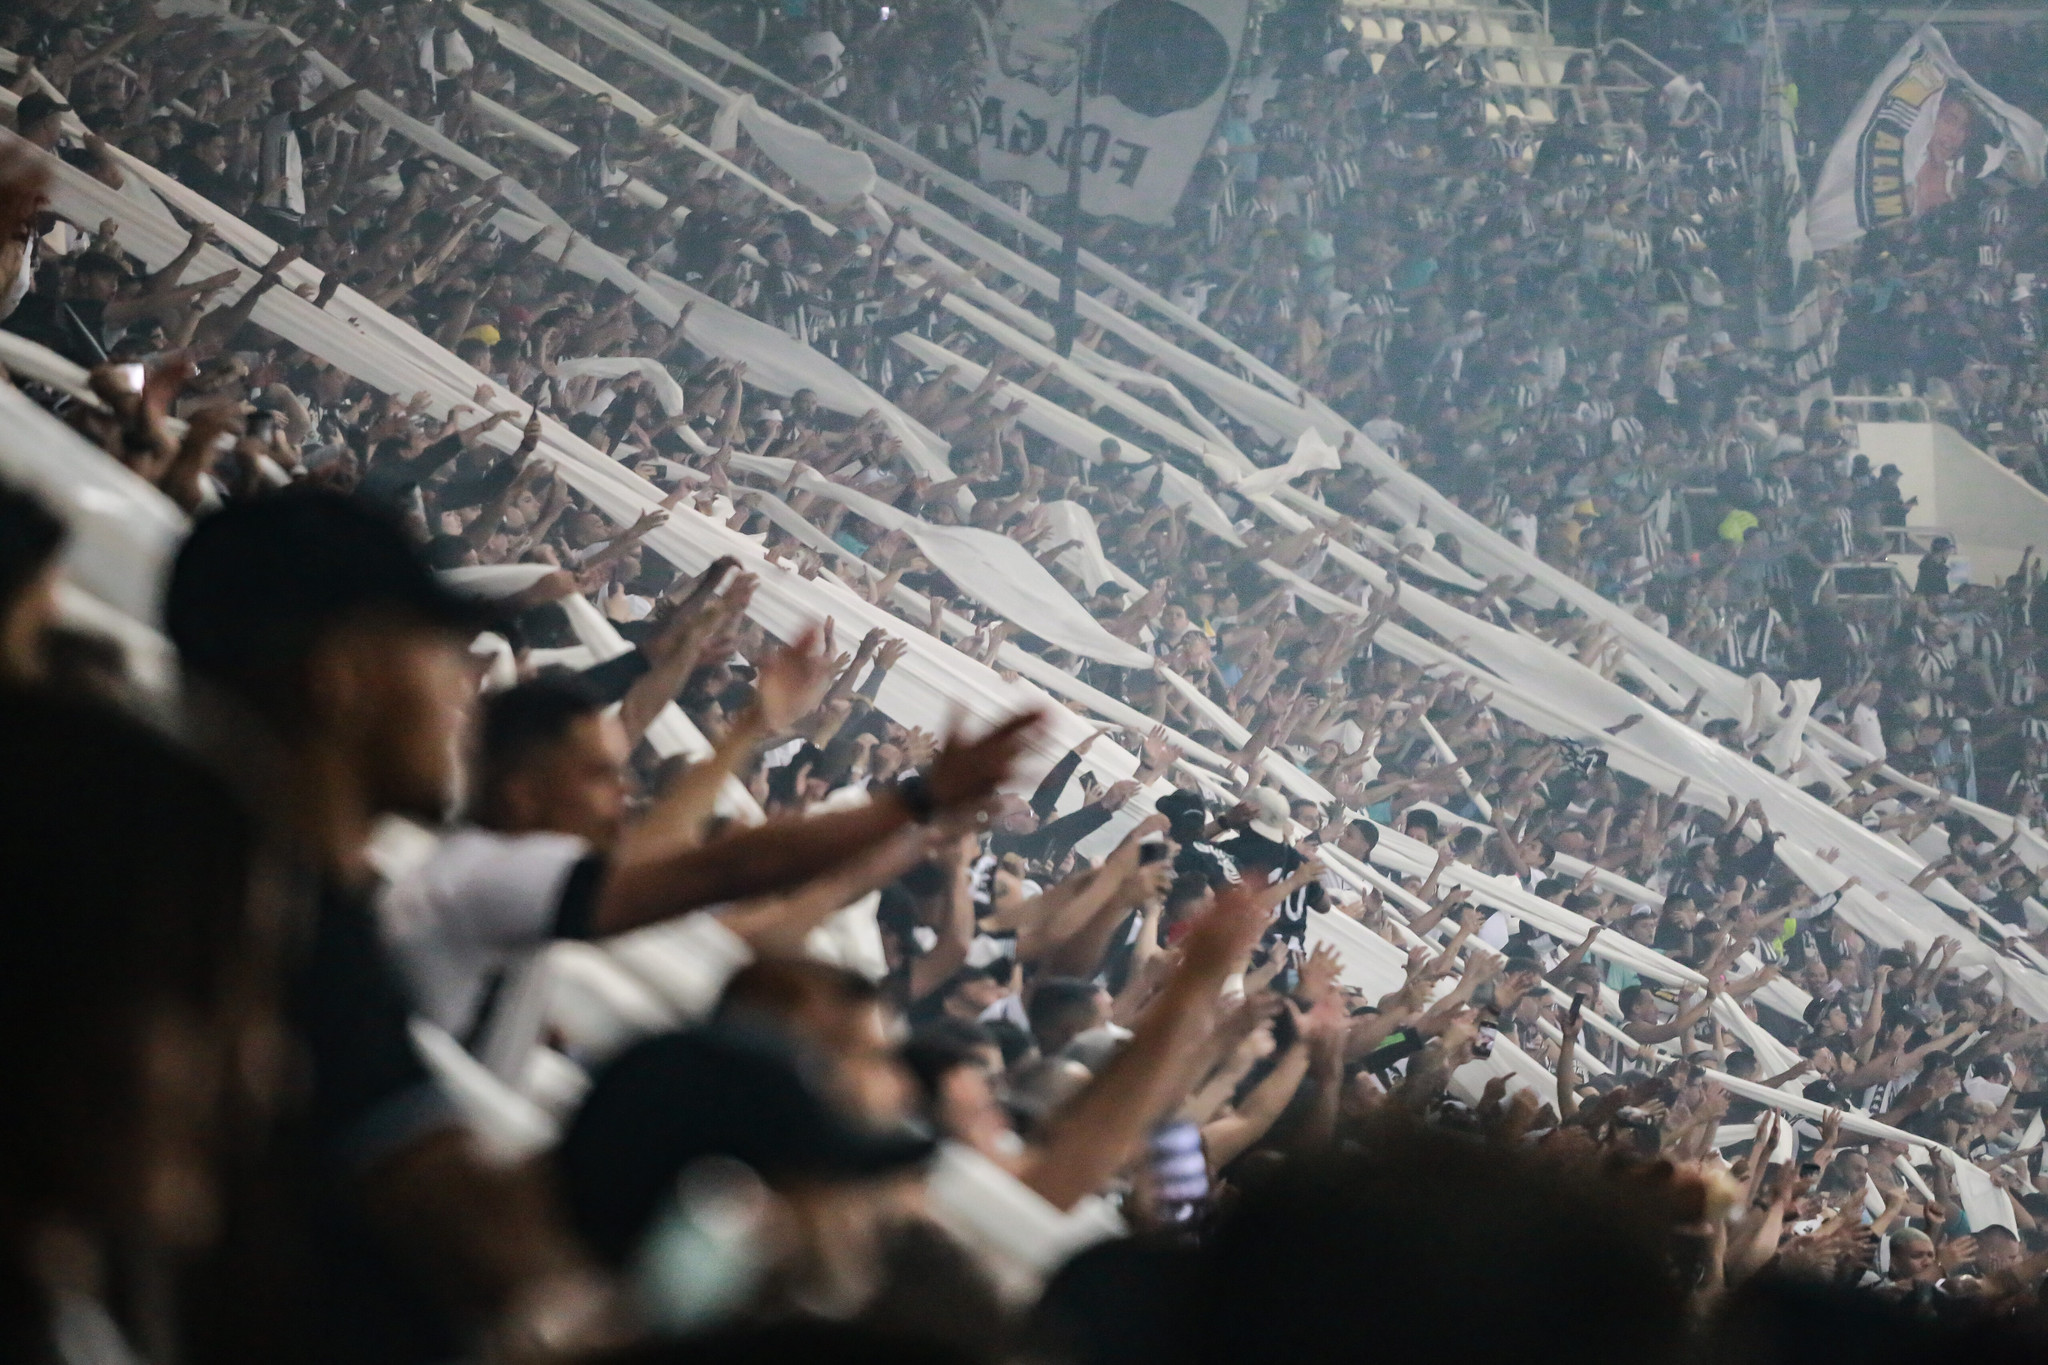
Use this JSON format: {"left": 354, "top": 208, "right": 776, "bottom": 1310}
{"left": 1148, "top": 1120, "right": 1208, "bottom": 1223}
{"left": 1140, "top": 841, "right": 1170, "bottom": 865}
{"left": 1567, "top": 991, "right": 1586, "bottom": 1027}
{"left": 1799, "top": 1162, "right": 1821, "bottom": 1178}
{"left": 1473, "top": 1023, "right": 1499, "bottom": 1059}
{"left": 113, "top": 362, "right": 146, "bottom": 393}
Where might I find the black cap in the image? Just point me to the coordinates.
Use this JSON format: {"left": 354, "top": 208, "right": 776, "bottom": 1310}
{"left": 165, "top": 490, "right": 495, "bottom": 693}
{"left": 557, "top": 1024, "right": 936, "bottom": 1267}
{"left": 15, "top": 93, "right": 71, "bottom": 129}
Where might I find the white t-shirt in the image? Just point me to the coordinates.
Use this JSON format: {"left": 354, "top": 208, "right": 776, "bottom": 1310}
{"left": 1505, "top": 509, "right": 1539, "bottom": 555}
{"left": 259, "top": 110, "right": 307, "bottom": 217}
{"left": 378, "top": 827, "right": 601, "bottom": 1038}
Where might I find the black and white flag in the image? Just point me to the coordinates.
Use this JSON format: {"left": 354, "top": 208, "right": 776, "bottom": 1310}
{"left": 976, "top": 0, "right": 1249, "bottom": 224}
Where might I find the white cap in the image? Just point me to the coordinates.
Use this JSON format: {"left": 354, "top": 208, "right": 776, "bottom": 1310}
{"left": 1245, "top": 787, "right": 1292, "bottom": 841}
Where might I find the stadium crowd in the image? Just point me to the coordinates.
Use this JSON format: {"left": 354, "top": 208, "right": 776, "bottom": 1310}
{"left": 9, "top": 0, "right": 2048, "bottom": 1361}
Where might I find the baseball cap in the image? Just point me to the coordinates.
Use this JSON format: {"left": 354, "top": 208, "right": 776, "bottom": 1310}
{"left": 557, "top": 1024, "right": 936, "bottom": 1267}
{"left": 1245, "top": 786, "right": 1292, "bottom": 841}
{"left": 15, "top": 93, "right": 71, "bottom": 129}
{"left": 165, "top": 490, "right": 498, "bottom": 695}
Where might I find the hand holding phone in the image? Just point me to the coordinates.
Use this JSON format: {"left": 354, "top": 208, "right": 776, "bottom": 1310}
{"left": 1149, "top": 1121, "right": 1208, "bottom": 1224}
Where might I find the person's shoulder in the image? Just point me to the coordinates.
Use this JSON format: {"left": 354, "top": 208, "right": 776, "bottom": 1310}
{"left": 417, "top": 826, "right": 593, "bottom": 889}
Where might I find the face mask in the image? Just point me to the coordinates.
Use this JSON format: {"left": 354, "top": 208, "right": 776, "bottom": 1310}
{"left": 635, "top": 1159, "right": 776, "bottom": 1334}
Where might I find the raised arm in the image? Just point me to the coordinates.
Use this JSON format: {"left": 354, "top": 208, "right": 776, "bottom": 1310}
{"left": 594, "top": 710, "right": 1042, "bottom": 935}
{"left": 1018, "top": 885, "right": 1267, "bottom": 1210}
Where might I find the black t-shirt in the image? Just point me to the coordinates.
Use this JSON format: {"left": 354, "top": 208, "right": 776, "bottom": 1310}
{"left": 1174, "top": 838, "right": 1240, "bottom": 889}
{"left": 1803, "top": 1077, "right": 1848, "bottom": 1110}
{"left": 673, "top": 210, "right": 733, "bottom": 278}
{"left": 163, "top": 147, "right": 243, "bottom": 207}
{"left": 1218, "top": 830, "right": 1309, "bottom": 951}
{"left": 1, "top": 292, "right": 108, "bottom": 366}
{"left": 299, "top": 877, "right": 446, "bottom": 1147}
{"left": 359, "top": 434, "right": 465, "bottom": 506}
{"left": 282, "top": 877, "right": 462, "bottom": 1365}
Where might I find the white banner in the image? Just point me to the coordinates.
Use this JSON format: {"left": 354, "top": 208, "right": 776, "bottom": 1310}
{"left": 976, "top": 0, "right": 1247, "bottom": 224}
{"left": 1809, "top": 26, "right": 2046, "bottom": 252}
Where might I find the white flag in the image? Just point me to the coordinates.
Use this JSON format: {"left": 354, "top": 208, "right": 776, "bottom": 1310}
{"left": 976, "top": 0, "right": 1249, "bottom": 224}
{"left": 1757, "top": 5, "right": 1818, "bottom": 353}
{"left": 1808, "top": 25, "right": 2045, "bottom": 253}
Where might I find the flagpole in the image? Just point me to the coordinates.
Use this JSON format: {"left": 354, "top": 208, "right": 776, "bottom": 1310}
{"left": 1054, "top": 1, "right": 1099, "bottom": 357}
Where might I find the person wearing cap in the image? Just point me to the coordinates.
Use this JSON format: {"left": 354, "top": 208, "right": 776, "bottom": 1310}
{"left": 12, "top": 90, "right": 122, "bottom": 188}
{"left": 1158, "top": 788, "right": 1238, "bottom": 889}
{"left": 165, "top": 491, "right": 625, "bottom": 1361}
{"left": 11, "top": 92, "right": 72, "bottom": 152}
{"left": 164, "top": 492, "right": 1037, "bottom": 1359}
{"left": 554, "top": 1020, "right": 940, "bottom": 1321}
{"left": 1916, "top": 536, "right": 1955, "bottom": 597}
{"left": 1215, "top": 787, "right": 1317, "bottom": 953}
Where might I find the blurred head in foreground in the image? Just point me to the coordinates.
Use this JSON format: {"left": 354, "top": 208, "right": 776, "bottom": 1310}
{"left": 1035, "top": 1118, "right": 1694, "bottom": 1365}
{"left": 0, "top": 691, "right": 263, "bottom": 1356}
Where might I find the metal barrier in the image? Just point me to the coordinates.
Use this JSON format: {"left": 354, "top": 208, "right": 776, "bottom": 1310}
{"left": 1828, "top": 392, "right": 1935, "bottom": 423}
{"left": 1596, "top": 37, "right": 1724, "bottom": 126}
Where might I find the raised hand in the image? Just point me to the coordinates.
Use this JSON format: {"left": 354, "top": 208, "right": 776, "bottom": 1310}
{"left": 926, "top": 709, "right": 1045, "bottom": 810}
{"left": 1141, "top": 724, "right": 1182, "bottom": 772}
{"left": 1298, "top": 940, "right": 1345, "bottom": 1006}
{"left": 1182, "top": 886, "right": 1272, "bottom": 978}
{"left": 753, "top": 624, "right": 837, "bottom": 731}
{"left": 1094, "top": 778, "right": 1140, "bottom": 811}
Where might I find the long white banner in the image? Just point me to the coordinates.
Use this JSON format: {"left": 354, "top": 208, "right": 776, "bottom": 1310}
{"left": 976, "top": 0, "right": 1247, "bottom": 224}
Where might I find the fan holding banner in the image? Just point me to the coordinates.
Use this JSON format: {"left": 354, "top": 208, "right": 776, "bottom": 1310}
{"left": 976, "top": 0, "right": 1250, "bottom": 224}
{"left": 1807, "top": 25, "right": 2046, "bottom": 252}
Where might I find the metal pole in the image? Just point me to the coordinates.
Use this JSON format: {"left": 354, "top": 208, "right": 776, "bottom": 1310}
{"left": 1054, "top": 9, "right": 1090, "bottom": 356}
